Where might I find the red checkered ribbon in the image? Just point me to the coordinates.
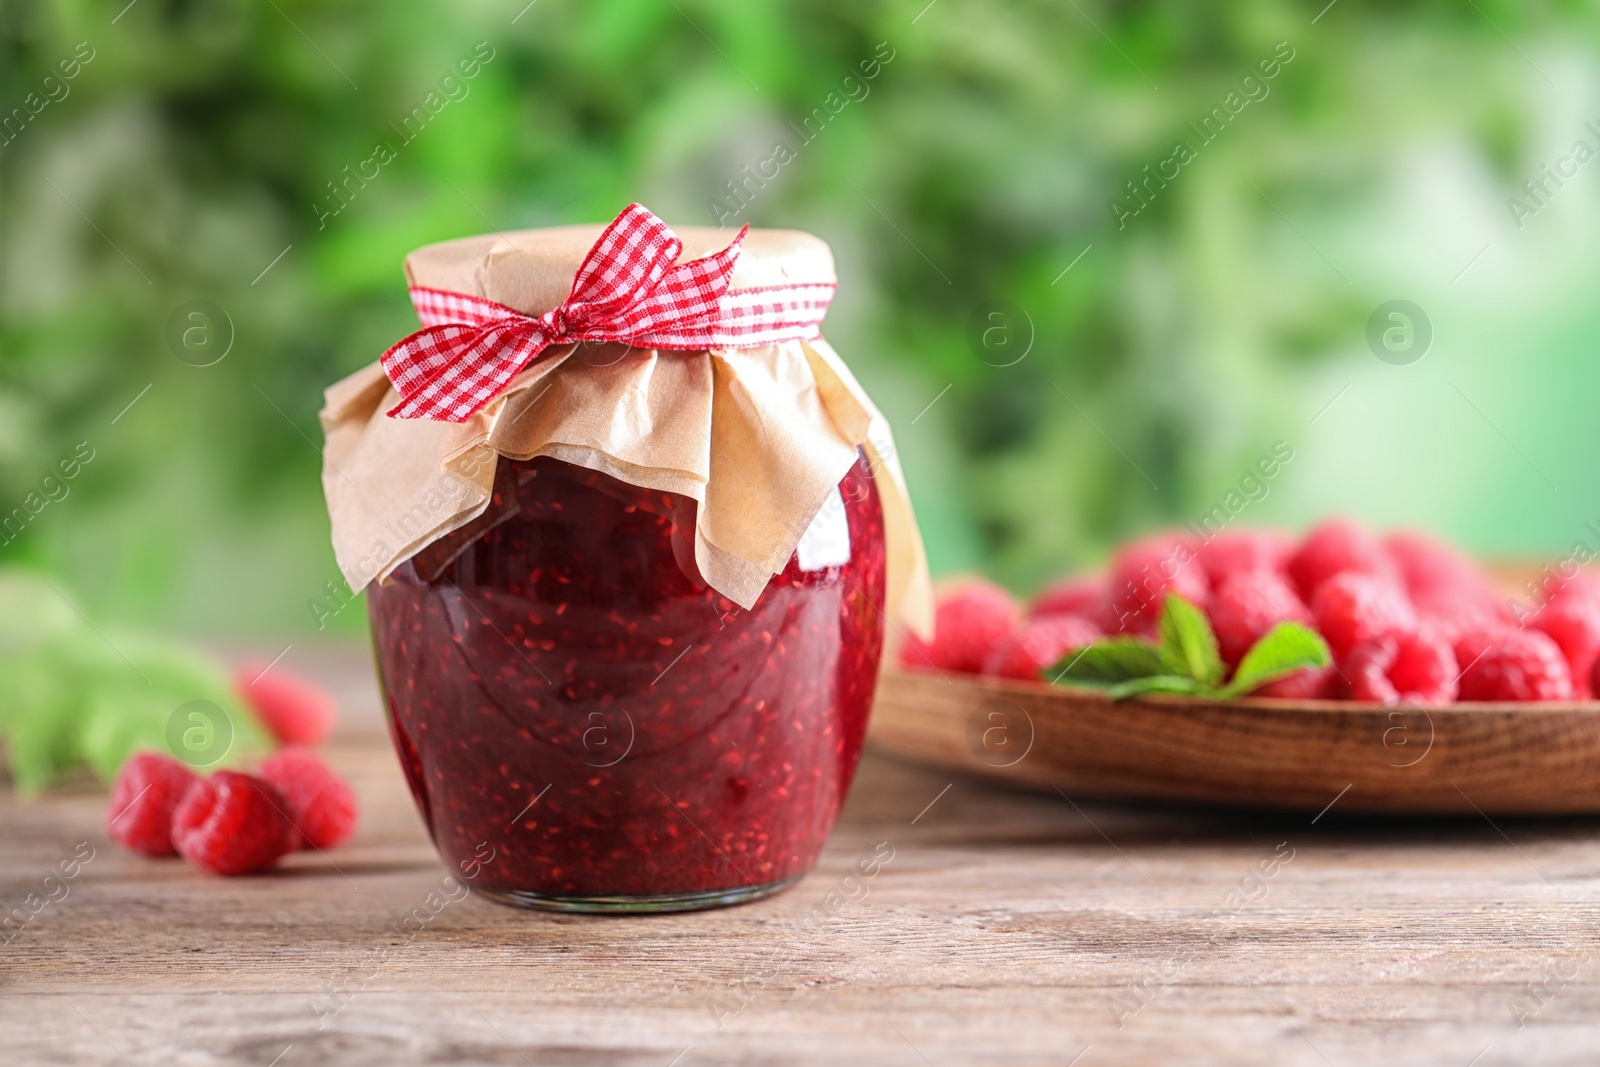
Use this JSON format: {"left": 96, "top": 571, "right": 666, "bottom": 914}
{"left": 381, "top": 203, "right": 836, "bottom": 421}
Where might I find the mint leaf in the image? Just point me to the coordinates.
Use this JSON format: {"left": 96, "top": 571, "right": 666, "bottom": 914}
{"left": 1050, "top": 638, "right": 1170, "bottom": 686}
{"left": 73, "top": 631, "right": 270, "bottom": 781}
{"left": 1107, "top": 674, "right": 1210, "bottom": 700}
{"left": 0, "top": 571, "right": 80, "bottom": 658}
{"left": 0, "top": 570, "right": 274, "bottom": 791}
{"left": 1220, "top": 622, "right": 1332, "bottom": 698}
{"left": 1051, "top": 594, "right": 1216, "bottom": 698}
{"left": 1048, "top": 594, "right": 1330, "bottom": 705}
{"left": 0, "top": 656, "right": 78, "bottom": 794}
{"left": 1158, "top": 593, "right": 1223, "bottom": 686}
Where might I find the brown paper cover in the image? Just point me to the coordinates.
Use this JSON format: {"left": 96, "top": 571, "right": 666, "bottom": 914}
{"left": 319, "top": 221, "right": 932, "bottom": 636}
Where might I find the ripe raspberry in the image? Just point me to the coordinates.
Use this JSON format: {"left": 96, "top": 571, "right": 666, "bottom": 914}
{"left": 1252, "top": 665, "right": 1337, "bottom": 699}
{"left": 1458, "top": 629, "right": 1574, "bottom": 702}
{"left": 1527, "top": 597, "right": 1600, "bottom": 699}
{"left": 1414, "top": 594, "right": 1516, "bottom": 643}
{"left": 1536, "top": 568, "right": 1600, "bottom": 609}
{"left": 983, "top": 614, "right": 1102, "bottom": 682}
{"left": 234, "top": 664, "right": 338, "bottom": 746}
{"left": 260, "top": 748, "right": 359, "bottom": 850}
{"left": 1287, "top": 518, "right": 1396, "bottom": 602}
{"left": 1341, "top": 630, "right": 1458, "bottom": 705}
{"left": 898, "top": 581, "right": 1020, "bottom": 674}
{"left": 1312, "top": 572, "right": 1416, "bottom": 660}
{"left": 1207, "top": 572, "right": 1311, "bottom": 668}
{"left": 1388, "top": 531, "right": 1513, "bottom": 628}
{"left": 1197, "top": 529, "right": 1293, "bottom": 584}
{"left": 106, "top": 750, "right": 198, "bottom": 857}
{"left": 1029, "top": 574, "right": 1113, "bottom": 628}
{"left": 1446, "top": 623, "right": 1511, "bottom": 675}
{"left": 1415, "top": 610, "right": 1466, "bottom": 651}
{"left": 1108, "top": 534, "right": 1209, "bottom": 634}
{"left": 1385, "top": 530, "right": 1481, "bottom": 598}
{"left": 171, "top": 771, "right": 299, "bottom": 875}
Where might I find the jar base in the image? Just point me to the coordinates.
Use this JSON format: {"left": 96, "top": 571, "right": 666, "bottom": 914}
{"left": 471, "top": 874, "right": 805, "bottom": 914}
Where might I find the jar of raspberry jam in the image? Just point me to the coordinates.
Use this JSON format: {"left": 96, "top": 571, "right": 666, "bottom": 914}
{"left": 369, "top": 452, "right": 886, "bottom": 911}
{"left": 320, "top": 207, "right": 930, "bottom": 912}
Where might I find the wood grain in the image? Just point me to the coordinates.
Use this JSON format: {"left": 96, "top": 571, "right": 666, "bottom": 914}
{"left": 3, "top": 645, "right": 1600, "bottom": 1065}
{"left": 869, "top": 669, "right": 1600, "bottom": 814}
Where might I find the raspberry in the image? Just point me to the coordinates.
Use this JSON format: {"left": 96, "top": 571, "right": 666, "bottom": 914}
{"left": 171, "top": 771, "right": 299, "bottom": 875}
{"left": 1458, "top": 629, "right": 1574, "bottom": 702}
{"left": 1385, "top": 530, "right": 1480, "bottom": 597}
{"left": 106, "top": 750, "right": 198, "bottom": 857}
{"left": 1029, "top": 574, "right": 1113, "bottom": 628}
{"left": 898, "top": 581, "right": 1020, "bottom": 674}
{"left": 1311, "top": 572, "right": 1416, "bottom": 660}
{"left": 260, "top": 748, "right": 360, "bottom": 850}
{"left": 1527, "top": 597, "right": 1600, "bottom": 699}
{"left": 1415, "top": 594, "right": 1515, "bottom": 642}
{"left": 1108, "top": 534, "right": 1209, "bottom": 634}
{"left": 1446, "top": 623, "right": 1511, "bottom": 675}
{"left": 1252, "top": 665, "right": 1337, "bottom": 699}
{"left": 1197, "top": 529, "right": 1293, "bottom": 584}
{"left": 1207, "top": 572, "right": 1311, "bottom": 668}
{"left": 234, "top": 664, "right": 338, "bottom": 746}
{"left": 983, "top": 614, "right": 1102, "bottom": 682}
{"left": 1341, "top": 630, "right": 1458, "bottom": 705}
{"left": 1287, "top": 518, "right": 1396, "bottom": 602}
{"left": 1539, "top": 569, "right": 1600, "bottom": 609}
{"left": 1415, "top": 610, "right": 1466, "bottom": 651}
{"left": 1387, "top": 531, "right": 1513, "bottom": 628}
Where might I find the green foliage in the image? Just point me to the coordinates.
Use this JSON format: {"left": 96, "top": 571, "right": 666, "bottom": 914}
{"left": 2, "top": 1, "right": 1599, "bottom": 634}
{"left": 1158, "top": 593, "right": 1224, "bottom": 687}
{"left": 1219, "top": 622, "right": 1333, "bottom": 699}
{"left": 0, "top": 570, "right": 269, "bottom": 791}
{"left": 1052, "top": 637, "right": 1175, "bottom": 686}
{"left": 1051, "top": 593, "right": 1329, "bottom": 700}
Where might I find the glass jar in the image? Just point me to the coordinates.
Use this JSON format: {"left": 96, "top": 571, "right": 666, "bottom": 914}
{"left": 367, "top": 450, "right": 886, "bottom": 912}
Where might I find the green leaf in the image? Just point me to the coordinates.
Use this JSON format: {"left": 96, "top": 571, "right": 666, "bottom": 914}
{"left": 1106, "top": 674, "right": 1210, "bottom": 700}
{"left": 1052, "top": 598, "right": 1333, "bottom": 705}
{"left": 1049, "top": 637, "right": 1170, "bottom": 686}
{"left": 72, "top": 631, "right": 270, "bottom": 781}
{"left": 0, "top": 656, "right": 79, "bottom": 794}
{"left": 0, "top": 576, "right": 273, "bottom": 792}
{"left": 0, "top": 571, "right": 80, "bottom": 659}
{"left": 1157, "top": 593, "right": 1223, "bottom": 685}
{"left": 1220, "top": 623, "right": 1333, "bottom": 698}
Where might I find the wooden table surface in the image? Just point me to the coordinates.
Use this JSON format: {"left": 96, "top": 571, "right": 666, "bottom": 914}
{"left": 5, "top": 645, "right": 1600, "bottom": 1066}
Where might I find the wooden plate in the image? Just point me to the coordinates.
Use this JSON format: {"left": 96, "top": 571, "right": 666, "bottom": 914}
{"left": 868, "top": 668, "right": 1600, "bottom": 814}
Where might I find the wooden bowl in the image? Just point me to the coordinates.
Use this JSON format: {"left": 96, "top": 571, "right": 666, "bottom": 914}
{"left": 868, "top": 668, "right": 1600, "bottom": 815}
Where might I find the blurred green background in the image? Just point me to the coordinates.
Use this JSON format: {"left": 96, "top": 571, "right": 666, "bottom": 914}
{"left": 4, "top": 0, "right": 1600, "bottom": 639}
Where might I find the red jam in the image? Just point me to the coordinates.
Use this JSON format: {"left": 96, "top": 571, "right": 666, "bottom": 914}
{"left": 367, "top": 452, "right": 887, "bottom": 906}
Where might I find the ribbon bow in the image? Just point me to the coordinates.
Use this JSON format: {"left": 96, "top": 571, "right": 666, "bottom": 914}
{"left": 381, "top": 203, "right": 835, "bottom": 422}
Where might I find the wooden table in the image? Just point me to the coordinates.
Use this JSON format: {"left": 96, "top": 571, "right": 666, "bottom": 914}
{"left": 5, "top": 645, "right": 1599, "bottom": 1066}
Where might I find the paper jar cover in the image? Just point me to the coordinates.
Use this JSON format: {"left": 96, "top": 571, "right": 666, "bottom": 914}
{"left": 318, "top": 220, "right": 933, "bottom": 637}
